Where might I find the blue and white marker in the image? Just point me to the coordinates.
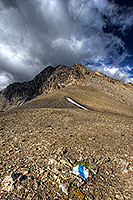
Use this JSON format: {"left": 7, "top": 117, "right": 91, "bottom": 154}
{"left": 73, "top": 165, "right": 89, "bottom": 179}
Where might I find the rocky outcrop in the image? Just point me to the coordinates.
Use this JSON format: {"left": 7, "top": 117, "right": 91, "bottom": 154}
{"left": 0, "top": 63, "right": 133, "bottom": 111}
{"left": 0, "top": 66, "right": 55, "bottom": 110}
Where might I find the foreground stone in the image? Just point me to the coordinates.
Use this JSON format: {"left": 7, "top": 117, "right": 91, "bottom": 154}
{"left": 0, "top": 146, "right": 132, "bottom": 199}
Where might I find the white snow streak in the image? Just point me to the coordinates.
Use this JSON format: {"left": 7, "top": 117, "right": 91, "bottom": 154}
{"left": 66, "top": 97, "right": 88, "bottom": 110}
{"left": 19, "top": 100, "right": 26, "bottom": 106}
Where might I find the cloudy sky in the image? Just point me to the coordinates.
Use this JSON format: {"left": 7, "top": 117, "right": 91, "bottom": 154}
{"left": 0, "top": 0, "right": 133, "bottom": 90}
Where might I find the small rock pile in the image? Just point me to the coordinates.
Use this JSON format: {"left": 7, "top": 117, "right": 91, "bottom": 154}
{"left": 0, "top": 147, "right": 132, "bottom": 199}
{"left": 42, "top": 147, "right": 99, "bottom": 199}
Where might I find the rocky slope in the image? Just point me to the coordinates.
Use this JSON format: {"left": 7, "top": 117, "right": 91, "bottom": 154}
{"left": 0, "top": 66, "right": 55, "bottom": 111}
{"left": 0, "top": 63, "right": 133, "bottom": 199}
{"left": 0, "top": 63, "right": 133, "bottom": 111}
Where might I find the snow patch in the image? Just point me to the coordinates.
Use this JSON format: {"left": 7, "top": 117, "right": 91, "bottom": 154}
{"left": 66, "top": 97, "right": 88, "bottom": 110}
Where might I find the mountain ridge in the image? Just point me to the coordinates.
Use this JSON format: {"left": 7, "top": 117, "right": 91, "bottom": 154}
{"left": 0, "top": 63, "right": 133, "bottom": 111}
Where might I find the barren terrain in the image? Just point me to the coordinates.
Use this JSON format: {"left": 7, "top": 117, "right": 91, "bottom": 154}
{"left": 0, "top": 83, "right": 133, "bottom": 199}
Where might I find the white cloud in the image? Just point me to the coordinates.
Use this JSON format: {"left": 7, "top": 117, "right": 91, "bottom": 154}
{"left": 0, "top": 71, "right": 14, "bottom": 90}
{"left": 86, "top": 64, "right": 133, "bottom": 83}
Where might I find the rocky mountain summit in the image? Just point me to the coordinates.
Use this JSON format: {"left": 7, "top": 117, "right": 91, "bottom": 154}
{"left": 0, "top": 63, "right": 133, "bottom": 199}
{"left": 0, "top": 63, "right": 133, "bottom": 111}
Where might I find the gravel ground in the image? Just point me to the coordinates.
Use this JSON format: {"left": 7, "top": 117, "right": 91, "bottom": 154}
{"left": 0, "top": 85, "right": 133, "bottom": 199}
{"left": 0, "top": 106, "right": 132, "bottom": 199}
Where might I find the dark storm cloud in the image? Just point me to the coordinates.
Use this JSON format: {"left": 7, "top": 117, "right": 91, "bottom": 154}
{"left": 0, "top": 0, "right": 133, "bottom": 90}
{"left": 0, "top": 0, "right": 17, "bottom": 8}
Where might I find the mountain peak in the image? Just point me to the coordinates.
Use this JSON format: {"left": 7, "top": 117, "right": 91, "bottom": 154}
{"left": 0, "top": 63, "right": 133, "bottom": 111}
{"left": 73, "top": 62, "right": 88, "bottom": 69}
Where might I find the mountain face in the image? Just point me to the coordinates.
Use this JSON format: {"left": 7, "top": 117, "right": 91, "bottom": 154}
{"left": 0, "top": 66, "right": 55, "bottom": 110}
{"left": 0, "top": 63, "right": 133, "bottom": 111}
{"left": 0, "top": 63, "right": 133, "bottom": 199}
